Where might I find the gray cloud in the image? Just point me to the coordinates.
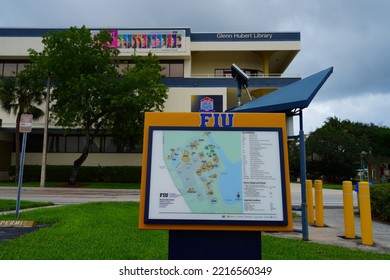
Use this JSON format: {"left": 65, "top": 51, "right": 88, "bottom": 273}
{"left": 1, "top": 0, "right": 389, "bottom": 130}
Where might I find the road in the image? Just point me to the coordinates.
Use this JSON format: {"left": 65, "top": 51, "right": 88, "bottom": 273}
{"left": 0, "top": 186, "right": 140, "bottom": 205}
{"left": 290, "top": 182, "right": 358, "bottom": 208}
{"left": 0, "top": 182, "right": 355, "bottom": 207}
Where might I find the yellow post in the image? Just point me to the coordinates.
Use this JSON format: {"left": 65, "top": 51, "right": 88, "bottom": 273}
{"left": 342, "top": 181, "right": 355, "bottom": 238}
{"left": 306, "top": 180, "right": 314, "bottom": 224}
{"left": 314, "top": 180, "right": 324, "bottom": 227}
{"left": 358, "top": 182, "right": 373, "bottom": 245}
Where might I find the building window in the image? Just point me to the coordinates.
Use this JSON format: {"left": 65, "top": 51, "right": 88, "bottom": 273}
{"left": 3, "top": 63, "right": 17, "bottom": 77}
{"left": 0, "top": 61, "right": 31, "bottom": 77}
{"left": 169, "top": 63, "right": 184, "bottom": 77}
{"left": 0, "top": 59, "right": 184, "bottom": 78}
{"left": 117, "top": 60, "right": 184, "bottom": 77}
{"left": 43, "top": 134, "right": 142, "bottom": 153}
{"left": 214, "top": 68, "right": 263, "bottom": 77}
{"left": 215, "top": 69, "right": 232, "bottom": 77}
{"left": 20, "top": 134, "right": 131, "bottom": 153}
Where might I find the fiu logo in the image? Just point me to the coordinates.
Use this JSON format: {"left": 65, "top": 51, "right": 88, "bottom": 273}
{"left": 200, "top": 97, "right": 214, "bottom": 112}
{"left": 200, "top": 113, "right": 234, "bottom": 128}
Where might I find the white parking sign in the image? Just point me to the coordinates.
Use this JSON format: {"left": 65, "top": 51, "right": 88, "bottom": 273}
{"left": 19, "top": 114, "right": 33, "bottom": 133}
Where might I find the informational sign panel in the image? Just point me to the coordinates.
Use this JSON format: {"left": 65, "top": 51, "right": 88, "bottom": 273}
{"left": 19, "top": 114, "right": 33, "bottom": 133}
{"left": 139, "top": 112, "right": 293, "bottom": 231}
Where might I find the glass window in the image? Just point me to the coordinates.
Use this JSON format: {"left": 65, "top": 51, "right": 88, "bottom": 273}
{"left": 3, "top": 63, "right": 17, "bottom": 77}
{"left": 78, "top": 136, "right": 86, "bottom": 153}
{"left": 48, "top": 135, "right": 65, "bottom": 152}
{"left": 160, "top": 63, "right": 169, "bottom": 77}
{"left": 214, "top": 69, "right": 224, "bottom": 77}
{"left": 169, "top": 63, "right": 184, "bottom": 77}
{"left": 117, "top": 63, "right": 128, "bottom": 73}
{"left": 58, "top": 136, "right": 66, "bottom": 152}
{"left": 25, "top": 134, "right": 43, "bottom": 152}
{"left": 17, "top": 63, "right": 29, "bottom": 73}
{"left": 104, "top": 136, "right": 118, "bottom": 153}
{"left": 214, "top": 69, "right": 232, "bottom": 77}
{"left": 42, "top": 134, "right": 143, "bottom": 153}
{"left": 66, "top": 136, "right": 79, "bottom": 153}
{"left": 90, "top": 137, "right": 102, "bottom": 153}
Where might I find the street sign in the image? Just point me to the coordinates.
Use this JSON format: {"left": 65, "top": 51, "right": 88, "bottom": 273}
{"left": 16, "top": 114, "right": 33, "bottom": 218}
{"left": 19, "top": 114, "right": 33, "bottom": 133}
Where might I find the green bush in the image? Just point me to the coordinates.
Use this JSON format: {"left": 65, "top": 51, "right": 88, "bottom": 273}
{"left": 9, "top": 165, "right": 142, "bottom": 183}
{"left": 370, "top": 183, "right": 390, "bottom": 223}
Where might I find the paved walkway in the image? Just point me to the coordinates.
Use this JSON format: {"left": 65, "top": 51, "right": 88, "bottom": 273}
{"left": 273, "top": 183, "right": 390, "bottom": 254}
{"left": 269, "top": 207, "right": 390, "bottom": 254}
{"left": 1, "top": 184, "right": 390, "bottom": 254}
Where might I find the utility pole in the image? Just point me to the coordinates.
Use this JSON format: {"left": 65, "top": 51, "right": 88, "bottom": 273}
{"left": 40, "top": 75, "right": 50, "bottom": 188}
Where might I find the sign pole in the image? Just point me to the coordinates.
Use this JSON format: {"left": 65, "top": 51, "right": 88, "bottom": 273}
{"left": 299, "top": 110, "right": 309, "bottom": 240}
{"left": 16, "top": 131, "right": 28, "bottom": 219}
{"left": 15, "top": 114, "right": 33, "bottom": 219}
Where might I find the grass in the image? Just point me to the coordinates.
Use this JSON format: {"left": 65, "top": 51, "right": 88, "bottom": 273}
{"left": 0, "top": 201, "right": 389, "bottom": 260}
{"left": 0, "top": 199, "right": 54, "bottom": 212}
{"left": 292, "top": 182, "right": 346, "bottom": 190}
{"left": 0, "top": 181, "right": 140, "bottom": 189}
{"left": 322, "top": 183, "right": 343, "bottom": 190}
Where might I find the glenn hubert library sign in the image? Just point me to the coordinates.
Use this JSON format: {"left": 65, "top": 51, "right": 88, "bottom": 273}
{"left": 139, "top": 112, "right": 293, "bottom": 259}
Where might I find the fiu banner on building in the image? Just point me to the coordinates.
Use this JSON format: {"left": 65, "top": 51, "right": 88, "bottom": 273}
{"left": 92, "top": 29, "right": 186, "bottom": 52}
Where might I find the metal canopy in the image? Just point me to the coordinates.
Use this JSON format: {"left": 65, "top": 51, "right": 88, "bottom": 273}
{"left": 226, "top": 66, "right": 333, "bottom": 241}
{"left": 227, "top": 67, "right": 333, "bottom": 113}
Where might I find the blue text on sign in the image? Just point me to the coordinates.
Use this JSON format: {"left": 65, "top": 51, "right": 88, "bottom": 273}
{"left": 199, "top": 113, "right": 234, "bottom": 128}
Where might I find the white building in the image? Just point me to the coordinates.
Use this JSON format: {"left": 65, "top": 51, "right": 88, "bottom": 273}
{"left": 0, "top": 28, "right": 300, "bottom": 180}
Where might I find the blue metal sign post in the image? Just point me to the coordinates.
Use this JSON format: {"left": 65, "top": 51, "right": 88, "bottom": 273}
{"left": 15, "top": 114, "right": 33, "bottom": 219}
{"left": 15, "top": 131, "right": 28, "bottom": 219}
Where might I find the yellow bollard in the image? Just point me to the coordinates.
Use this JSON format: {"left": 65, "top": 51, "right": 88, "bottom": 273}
{"left": 342, "top": 181, "right": 355, "bottom": 238}
{"left": 314, "top": 180, "right": 324, "bottom": 227}
{"left": 358, "top": 182, "right": 373, "bottom": 245}
{"left": 306, "top": 180, "right": 314, "bottom": 224}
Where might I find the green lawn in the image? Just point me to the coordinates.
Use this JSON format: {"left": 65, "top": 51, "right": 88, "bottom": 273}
{"left": 0, "top": 199, "right": 53, "bottom": 212}
{"left": 1, "top": 201, "right": 389, "bottom": 260}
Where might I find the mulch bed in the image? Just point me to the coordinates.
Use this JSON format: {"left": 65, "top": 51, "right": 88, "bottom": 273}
{"left": 0, "top": 224, "right": 51, "bottom": 243}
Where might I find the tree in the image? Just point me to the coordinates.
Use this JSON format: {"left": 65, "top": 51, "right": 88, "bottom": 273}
{"left": 306, "top": 116, "right": 390, "bottom": 183}
{"left": 110, "top": 53, "right": 168, "bottom": 145}
{"left": 365, "top": 125, "right": 390, "bottom": 183}
{"left": 29, "top": 26, "right": 168, "bottom": 185}
{"left": 306, "top": 117, "right": 370, "bottom": 182}
{"left": 288, "top": 138, "right": 300, "bottom": 181}
{"left": 0, "top": 65, "right": 46, "bottom": 180}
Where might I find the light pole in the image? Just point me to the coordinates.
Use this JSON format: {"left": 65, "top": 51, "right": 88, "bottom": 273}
{"left": 360, "top": 151, "right": 367, "bottom": 181}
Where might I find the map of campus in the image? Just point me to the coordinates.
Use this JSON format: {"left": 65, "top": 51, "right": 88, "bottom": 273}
{"left": 163, "top": 130, "right": 243, "bottom": 214}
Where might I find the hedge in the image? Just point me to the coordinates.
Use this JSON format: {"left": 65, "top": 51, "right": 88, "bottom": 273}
{"left": 9, "top": 165, "right": 142, "bottom": 183}
{"left": 370, "top": 183, "right": 390, "bottom": 223}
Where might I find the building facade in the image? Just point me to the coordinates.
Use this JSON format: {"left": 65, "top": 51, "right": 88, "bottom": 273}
{"left": 0, "top": 28, "right": 300, "bottom": 180}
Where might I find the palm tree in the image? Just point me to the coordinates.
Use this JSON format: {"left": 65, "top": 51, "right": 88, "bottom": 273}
{"left": 0, "top": 65, "right": 45, "bottom": 180}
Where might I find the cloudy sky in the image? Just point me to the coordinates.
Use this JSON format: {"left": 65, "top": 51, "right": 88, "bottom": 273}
{"left": 1, "top": 0, "right": 389, "bottom": 132}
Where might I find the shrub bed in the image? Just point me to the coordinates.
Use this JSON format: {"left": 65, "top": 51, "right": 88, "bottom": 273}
{"left": 370, "top": 183, "right": 390, "bottom": 223}
{"left": 9, "top": 165, "right": 142, "bottom": 183}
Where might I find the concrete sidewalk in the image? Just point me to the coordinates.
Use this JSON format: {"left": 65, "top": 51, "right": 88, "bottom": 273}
{"left": 273, "top": 183, "right": 390, "bottom": 254}
{"left": 268, "top": 207, "right": 390, "bottom": 254}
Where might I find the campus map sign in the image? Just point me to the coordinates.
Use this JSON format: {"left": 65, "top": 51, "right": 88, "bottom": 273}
{"left": 139, "top": 112, "right": 293, "bottom": 231}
